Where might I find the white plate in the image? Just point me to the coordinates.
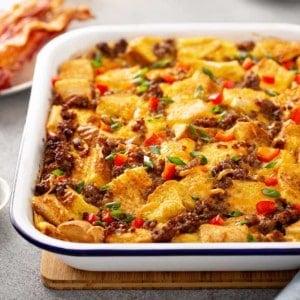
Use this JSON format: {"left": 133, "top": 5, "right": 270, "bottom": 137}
{"left": 10, "top": 23, "right": 300, "bottom": 271}
{"left": 0, "top": 0, "right": 97, "bottom": 96}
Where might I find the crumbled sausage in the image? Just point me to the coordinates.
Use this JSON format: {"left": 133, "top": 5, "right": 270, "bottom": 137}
{"left": 153, "top": 39, "right": 176, "bottom": 59}
{"left": 240, "top": 72, "right": 260, "bottom": 90}
{"left": 237, "top": 40, "right": 255, "bottom": 52}
{"left": 256, "top": 99, "right": 282, "bottom": 121}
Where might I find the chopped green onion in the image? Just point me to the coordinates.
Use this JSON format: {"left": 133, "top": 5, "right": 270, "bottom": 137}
{"left": 136, "top": 81, "right": 150, "bottom": 93}
{"left": 91, "top": 52, "right": 103, "bottom": 68}
{"left": 75, "top": 181, "right": 85, "bottom": 193}
{"left": 189, "top": 151, "right": 207, "bottom": 164}
{"left": 228, "top": 210, "right": 243, "bottom": 217}
{"left": 99, "top": 184, "right": 111, "bottom": 192}
{"left": 151, "top": 59, "right": 171, "bottom": 69}
{"left": 218, "top": 111, "right": 227, "bottom": 121}
{"left": 194, "top": 85, "right": 204, "bottom": 98}
{"left": 231, "top": 156, "right": 241, "bottom": 162}
{"left": 236, "top": 51, "right": 251, "bottom": 60}
{"left": 133, "top": 68, "right": 149, "bottom": 79}
{"left": 51, "top": 169, "right": 64, "bottom": 176}
{"left": 202, "top": 67, "right": 215, "bottom": 81}
{"left": 261, "top": 188, "right": 280, "bottom": 198}
{"left": 111, "top": 122, "right": 121, "bottom": 131}
{"left": 191, "top": 195, "right": 200, "bottom": 201}
{"left": 264, "top": 161, "right": 277, "bottom": 169}
{"left": 149, "top": 145, "right": 161, "bottom": 155}
{"left": 238, "top": 220, "right": 248, "bottom": 225}
{"left": 103, "top": 201, "right": 121, "bottom": 210}
{"left": 167, "top": 156, "right": 186, "bottom": 166}
{"left": 265, "top": 89, "right": 279, "bottom": 97}
{"left": 188, "top": 124, "right": 211, "bottom": 142}
{"left": 105, "top": 152, "right": 116, "bottom": 161}
{"left": 93, "top": 220, "right": 106, "bottom": 227}
{"left": 143, "top": 155, "right": 154, "bottom": 169}
{"left": 247, "top": 233, "right": 256, "bottom": 242}
{"left": 212, "top": 105, "right": 222, "bottom": 114}
{"left": 159, "top": 97, "right": 174, "bottom": 104}
{"left": 110, "top": 210, "right": 135, "bottom": 222}
{"left": 123, "top": 214, "right": 135, "bottom": 223}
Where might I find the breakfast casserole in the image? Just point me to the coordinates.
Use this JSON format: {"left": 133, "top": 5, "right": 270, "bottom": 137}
{"left": 32, "top": 36, "right": 300, "bottom": 244}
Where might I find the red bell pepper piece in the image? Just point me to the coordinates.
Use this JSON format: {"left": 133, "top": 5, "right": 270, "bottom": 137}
{"left": 132, "top": 217, "right": 144, "bottom": 228}
{"left": 215, "top": 130, "right": 235, "bottom": 142}
{"left": 291, "top": 107, "right": 300, "bottom": 124}
{"left": 161, "top": 163, "right": 176, "bottom": 180}
{"left": 113, "top": 153, "right": 128, "bottom": 166}
{"left": 256, "top": 147, "right": 280, "bottom": 162}
{"left": 294, "top": 74, "right": 300, "bottom": 84}
{"left": 209, "top": 215, "right": 225, "bottom": 226}
{"left": 242, "top": 57, "right": 255, "bottom": 70}
{"left": 264, "top": 175, "right": 278, "bottom": 186}
{"left": 84, "top": 213, "right": 100, "bottom": 224}
{"left": 161, "top": 74, "right": 176, "bottom": 84}
{"left": 223, "top": 80, "right": 235, "bottom": 89}
{"left": 256, "top": 200, "right": 276, "bottom": 216}
{"left": 95, "top": 83, "right": 109, "bottom": 95}
{"left": 149, "top": 96, "right": 160, "bottom": 111}
{"left": 143, "top": 131, "right": 166, "bottom": 146}
{"left": 262, "top": 75, "right": 275, "bottom": 84}
{"left": 282, "top": 60, "right": 294, "bottom": 70}
{"left": 208, "top": 92, "right": 223, "bottom": 105}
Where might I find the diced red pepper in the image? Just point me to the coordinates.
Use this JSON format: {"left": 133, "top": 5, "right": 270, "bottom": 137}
{"left": 132, "top": 217, "right": 144, "bottom": 228}
{"left": 95, "top": 67, "right": 106, "bottom": 75}
{"left": 161, "top": 74, "right": 176, "bottom": 84}
{"left": 102, "top": 210, "right": 114, "bottom": 224}
{"left": 95, "top": 83, "right": 109, "bottom": 95}
{"left": 294, "top": 74, "right": 300, "bottom": 85}
{"left": 209, "top": 214, "right": 225, "bottom": 226}
{"left": 262, "top": 75, "right": 275, "bottom": 84}
{"left": 162, "top": 163, "right": 176, "bottom": 180}
{"left": 114, "top": 153, "right": 128, "bottom": 166}
{"left": 223, "top": 80, "right": 235, "bottom": 89}
{"left": 256, "top": 147, "right": 280, "bottom": 162}
{"left": 149, "top": 96, "right": 160, "bottom": 111}
{"left": 282, "top": 60, "right": 294, "bottom": 70}
{"left": 84, "top": 213, "right": 99, "bottom": 224}
{"left": 293, "top": 204, "right": 300, "bottom": 213}
{"left": 264, "top": 175, "right": 278, "bottom": 186}
{"left": 100, "top": 121, "right": 111, "bottom": 132}
{"left": 143, "top": 131, "right": 166, "bottom": 146}
{"left": 208, "top": 92, "right": 223, "bottom": 105}
{"left": 215, "top": 130, "right": 235, "bottom": 142}
{"left": 242, "top": 57, "right": 255, "bottom": 70}
{"left": 256, "top": 200, "right": 276, "bottom": 216}
{"left": 291, "top": 107, "right": 300, "bottom": 124}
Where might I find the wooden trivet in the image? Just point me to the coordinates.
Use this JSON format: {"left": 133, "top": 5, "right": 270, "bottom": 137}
{"left": 40, "top": 251, "right": 297, "bottom": 290}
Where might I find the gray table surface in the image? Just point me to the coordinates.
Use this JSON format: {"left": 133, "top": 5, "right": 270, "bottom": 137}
{"left": 1, "top": 0, "right": 300, "bottom": 299}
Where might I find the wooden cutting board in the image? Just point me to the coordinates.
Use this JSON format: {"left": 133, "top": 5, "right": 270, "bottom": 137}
{"left": 40, "top": 251, "right": 297, "bottom": 289}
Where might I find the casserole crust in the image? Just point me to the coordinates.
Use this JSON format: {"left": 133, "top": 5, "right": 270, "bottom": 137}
{"left": 32, "top": 36, "right": 300, "bottom": 243}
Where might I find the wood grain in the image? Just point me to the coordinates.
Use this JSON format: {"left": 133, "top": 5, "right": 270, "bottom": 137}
{"left": 40, "top": 251, "right": 297, "bottom": 290}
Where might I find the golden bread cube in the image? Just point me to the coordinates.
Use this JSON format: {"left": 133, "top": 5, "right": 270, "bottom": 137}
{"left": 177, "top": 37, "right": 238, "bottom": 62}
{"left": 139, "top": 180, "right": 188, "bottom": 223}
{"left": 96, "top": 93, "right": 140, "bottom": 121}
{"left": 223, "top": 88, "right": 268, "bottom": 115}
{"left": 46, "top": 105, "right": 62, "bottom": 134}
{"left": 285, "top": 221, "right": 300, "bottom": 242}
{"left": 72, "top": 144, "right": 111, "bottom": 187}
{"left": 110, "top": 166, "right": 152, "bottom": 215}
{"left": 127, "top": 37, "right": 163, "bottom": 64}
{"left": 251, "top": 58, "right": 294, "bottom": 92}
{"left": 160, "top": 138, "right": 196, "bottom": 164}
{"left": 32, "top": 193, "right": 71, "bottom": 226}
{"left": 95, "top": 66, "right": 139, "bottom": 91}
{"left": 252, "top": 39, "right": 300, "bottom": 63}
{"left": 54, "top": 78, "right": 92, "bottom": 101}
{"left": 227, "top": 180, "right": 268, "bottom": 214}
{"left": 59, "top": 58, "right": 94, "bottom": 81}
{"left": 200, "top": 223, "right": 249, "bottom": 242}
{"left": 58, "top": 220, "right": 104, "bottom": 243}
{"left": 278, "top": 164, "right": 300, "bottom": 204}
{"left": 172, "top": 233, "right": 200, "bottom": 243}
{"left": 105, "top": 228, "right": 152, "bottom": 243}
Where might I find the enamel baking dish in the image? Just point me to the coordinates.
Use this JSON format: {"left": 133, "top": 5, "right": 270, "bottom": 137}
{"left": 10, "top": 23, "right": 300, "bottom": 271}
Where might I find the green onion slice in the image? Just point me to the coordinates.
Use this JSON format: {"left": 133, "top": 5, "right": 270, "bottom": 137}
{"left": 167, "top": 156, "right": 186, "bottom": 166}
{"left": 103, "top": 201, "right": 121, "bottom": 210}
{"left": 261, "top": 188, "right": 281, "bottom": 198}
{"left": 51, "top": 169, "right": 64, "bottom": 176}
{"left": 75, "top": 181, "right": 85, "bottom": 193}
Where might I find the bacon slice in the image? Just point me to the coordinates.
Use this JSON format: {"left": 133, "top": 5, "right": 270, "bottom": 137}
{"left": 0, "top": 0, "right": 93, "bottom": 90}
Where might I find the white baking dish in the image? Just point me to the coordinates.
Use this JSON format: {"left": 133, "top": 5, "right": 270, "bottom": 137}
{"left": 10, "top": 23, "right": 300, "bottom": 271}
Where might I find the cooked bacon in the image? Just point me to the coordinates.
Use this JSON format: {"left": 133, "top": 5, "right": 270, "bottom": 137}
{"left": 0, "top": 0, "right": 92, "bottom": 90}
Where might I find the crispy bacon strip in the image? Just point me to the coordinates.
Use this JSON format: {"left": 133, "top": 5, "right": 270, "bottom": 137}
{"left": 0, "top": 0, "right": 92, "bottom": 90}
